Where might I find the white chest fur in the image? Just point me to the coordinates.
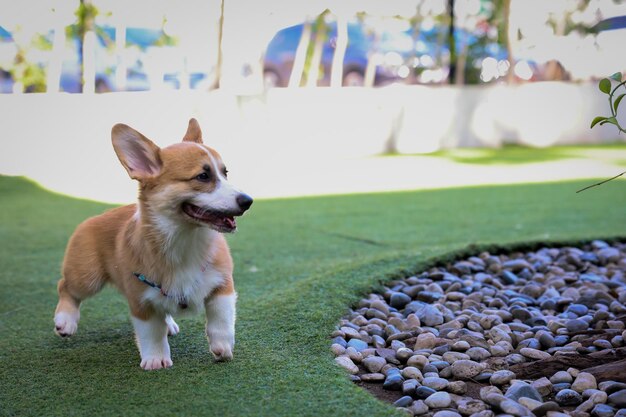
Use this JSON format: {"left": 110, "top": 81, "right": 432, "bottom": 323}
{"left": 138, "top": 211, "right": 226, "bottom": 315}
{"left": 141, "top": 264, "right": 225, "bottom": 315}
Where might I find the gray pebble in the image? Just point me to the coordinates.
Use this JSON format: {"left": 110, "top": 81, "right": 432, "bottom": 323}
{"left": 458, "top": 399, "right": 488, "bottom": 416}
{"left": 599, "top": 381, "right": 626, "bottom": 394}
{"left": 363, "top": 356, "right": 386, "bottom": 373}
{"left": 330, "top": 343, "right": 345, "bottom": 356}
{"left": 394, "top": 395, "right": 414, "bottom": 407}
{"left": 396, "top": 347, "right": 414, "bottom": 362}
{"left": 423, "top": 376, "right": 449, "bottom": 391}
{"left": 505, "top": 382, "right": 543, "bottom": 402}
{"left": 421, "top": 364, "right": 438, "bottom": 374}
{"left": 335, "top": 356, "right": 359, "bottom": 374}
{"left": 448, "top": 380, "right": 467, "bottom": 395}
{"left": 532, "top": 401, "right": 561, "bottom": 417}
{"left": 430, "top": 360, "right": 451, "bottom": 370}
{"left": 538, "top": 331, "right": 557, "bottom": 349}
{"left": 593, "top": 339, "right": 613, "bottom": 350}
{"left": 571, "top": 372, "right": 597, "bottom": 392}
{"left": 406, "top": 355, "right": 429, "bottom": 369}
{"left": 383, "top": 373, "right": 404, "bottom": 390}
{"left": 532, "top": 377, "right": 553, "bottom": 397}
{"left": 499, "top": 399, "right": 532, "bottom": 417}
{"left": 433, "top": 411, "right": 461, "bottom": 417}
{"left": 591, "top": 404, "right": 615, "bottom": 417}
{"left": 607, "top": 388, "right": 626, "bottom": 407}
{"left": 555, "top": 389, "right": 583, "bottom": 406}
{"left": 376, "top": 348, "right": 401, "bottom": 365}
{"left": 553, "top": 382, "right": 572, "bottom": 392}
{"left": 451, "top": 360, "right": 484, "bottom": 379}
{"left": 452, "top": 340, "right": 471, "bottom": 351}
{"left": 550, "top": 371, "right": 573, "bottom": 384}
{"left": 566, "top": 319, "right": 589, "bottom": 333}
{"left": 332, "top": 336, "right": 347, "bottom": 348}
{"left": 346, "top": 338, "right": 368, "bottom": 352}
{"left": 415, "top": 386, "right": 437, "bottom": 399}
{"left": 409, "top": 400, "right": 429, "bottom": 416}
{"left": 402, "top": 366, "right": 423, "bottom": 381}
{"left": 442, "top": 351, "right": 470, "bottom": 363}
{"left": 413, "top": 333, "right": 437, "bottom": 350}
{"left": 390, "top": 292, "right": 412, "bottom": 309}
{"left": 518, "top": 338, "right": 541, "bottom": 350}
{"left": 360, "top": 373, "right": 385, "bottom": 382}
{"left": 402, "top": 378, "right": 419, "bottom": 395}
{"left": 424, "top": 391, "right": 452, "bottom": 408}
{"left": 467, "top": 347, "right": 491, "bottom": 361}
{"left": 520, "top": 347, "right": 551, "bottom": 360}
{"left": 517, "top": 398, "right": 543, "bottom": 411}
{"left": 567, "top": 304, "right": 589, "bottom": 316}
{"left": 490, "top": 370, "right": 516, "bottom": 386}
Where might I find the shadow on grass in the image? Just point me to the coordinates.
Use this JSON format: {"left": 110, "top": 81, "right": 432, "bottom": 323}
{"left": 384, "top": 142, "right": 626, "bottom": 165}
{"left": 429, "top": 145, "right": 576, "bottom": 165}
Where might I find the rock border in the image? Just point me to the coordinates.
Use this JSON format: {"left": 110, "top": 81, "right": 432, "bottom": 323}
{"left": 331, "top": 240, "right": 626, "bottom": 417}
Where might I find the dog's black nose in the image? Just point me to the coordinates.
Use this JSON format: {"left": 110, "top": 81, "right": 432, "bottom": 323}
{"left": 236, "top": 193, "right": 253, "bottom": 211}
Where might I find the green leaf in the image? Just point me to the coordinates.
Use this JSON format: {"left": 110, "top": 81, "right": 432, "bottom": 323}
{"left": 614, "top": 94, "right": 625, "bottom": 113}
{"left": 610, "top": 72, "right": 622, "bottom": 82}
{"left": 599, "top": 78, "right": 611, "bottom": 94}
{"left": 599, "top": 116, "right": 617, "bottom": 126}
{"left": 590, "top": 116, "right": 607, "bottom": 129}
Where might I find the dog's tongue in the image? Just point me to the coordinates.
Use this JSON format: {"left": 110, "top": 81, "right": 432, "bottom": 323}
{"left": 224, "top": 217, "right": 236, "bottom": 229}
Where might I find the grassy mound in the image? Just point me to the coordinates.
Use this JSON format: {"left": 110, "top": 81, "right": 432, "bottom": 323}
{"left": 0, "top": 175, "right": 625, "bottom": 417}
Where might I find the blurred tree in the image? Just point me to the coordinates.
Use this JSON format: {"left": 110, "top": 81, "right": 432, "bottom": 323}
{"left": 47, "top": 5, "right": 71, "bottom": 92}
{"left": 72, "top": 0, "right": 98, "bottom": 93}
{"left": 304, "top": 10, "right": 330, "bottom": 87}
{"left": 544, "top": 0, "right": 590, "bottom": 80}
{"left": 210, "top": 0, "right": 224, "bottom": 90}
{"left": 10, "top": 33, "right": 49, "bottom": 93}
{"left": 447, "top": 0, "right": 515, "bottom": 85}
{"left": 448, "top": 0, "right": 457, "bottom": 84}
{"left": 330, "top": 14, "right": 348, "bottom": 87}
{"left": 500, "top": 0, "right": 514, "bottom": 83}
{"left": 357, "top": 11, "right": 378, "bottom": 88}
{"left": 289, "top": 19, "right": 312, "bottom": 87}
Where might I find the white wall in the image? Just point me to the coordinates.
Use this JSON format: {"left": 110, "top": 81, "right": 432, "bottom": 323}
{"left": 0, "top": 81, "right": 623, "bottom": 203}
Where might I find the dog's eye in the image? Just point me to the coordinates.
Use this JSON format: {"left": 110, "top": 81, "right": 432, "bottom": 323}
{"left": 195, "top": 172, "right": 211, "bottom": 182}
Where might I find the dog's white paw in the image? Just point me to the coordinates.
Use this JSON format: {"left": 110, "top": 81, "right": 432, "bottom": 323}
{"left": 140, "top": 356, "right": 173, "bottom": 370}
{"left": 210, "top": 340, "right": 233, "bottom": 362}
{"left": 54, "top": 312, "right": 79, "bottom": 337}
{"left": 165, "top": 315, "right": 179, "bottom": 336}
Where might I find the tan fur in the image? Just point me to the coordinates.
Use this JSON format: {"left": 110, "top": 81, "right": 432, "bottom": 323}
{"left": 54, "top": 119, "right": 250, "bottom": 369}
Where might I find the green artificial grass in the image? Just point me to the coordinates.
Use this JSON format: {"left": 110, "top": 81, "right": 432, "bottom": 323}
{"left": 1, "top": 174, "right": 625, "bottom": 417}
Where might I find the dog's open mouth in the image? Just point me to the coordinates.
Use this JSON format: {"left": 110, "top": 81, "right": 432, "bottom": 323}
{"left": 182, "top": 203, "right": 237, "bottom": 232}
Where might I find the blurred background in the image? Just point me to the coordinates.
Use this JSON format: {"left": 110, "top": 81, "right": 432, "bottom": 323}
{"left": 0, "top": 0, "right": 625, "bottom": 203}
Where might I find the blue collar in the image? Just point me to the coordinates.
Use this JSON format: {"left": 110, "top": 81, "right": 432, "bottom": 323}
{"left": 133, "top": 273, "right": 188, "bottom": 309}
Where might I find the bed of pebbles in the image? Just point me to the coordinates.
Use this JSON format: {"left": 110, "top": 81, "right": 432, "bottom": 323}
{"left": 331, "top": 241, "right": 626, "bottom": 417}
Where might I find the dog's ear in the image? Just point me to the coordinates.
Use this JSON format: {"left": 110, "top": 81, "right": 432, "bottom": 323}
{"left": 182, "top": 118, "right": 203, "bottom": 143}
{"left": 111, "top": 124, "right": 162, "bottom": 180}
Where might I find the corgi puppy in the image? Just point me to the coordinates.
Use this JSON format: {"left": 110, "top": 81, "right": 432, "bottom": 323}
{"left": 53, "top": 119, "right": 252, "bottom": 370}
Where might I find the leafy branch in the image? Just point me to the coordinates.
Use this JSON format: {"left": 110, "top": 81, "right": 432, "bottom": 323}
{"left": 576, "top": 171, "right": 625, "bottom": 193}
{"left": 590, "top": 72, "right": 626, "bottom": 133}
{"left": 578, "top": 72, "right": 626, "bottom": 193}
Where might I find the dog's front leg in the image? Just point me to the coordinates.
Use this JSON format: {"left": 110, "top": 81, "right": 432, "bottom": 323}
{"left": 131, "top": 314, "right": 172, "bottom": 370}
{"left": 205, "top": 289, "right": 237, "bottom": 362}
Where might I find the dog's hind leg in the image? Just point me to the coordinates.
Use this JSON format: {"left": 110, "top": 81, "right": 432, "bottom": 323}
{"left": 54, "top": 278, "right": 81, "bottom": 337}
{"left": 54, "top": 272, "right": 106, "bottom": 337}
{"left": 165, "top": 314, "right": 179, "bottom": 336}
